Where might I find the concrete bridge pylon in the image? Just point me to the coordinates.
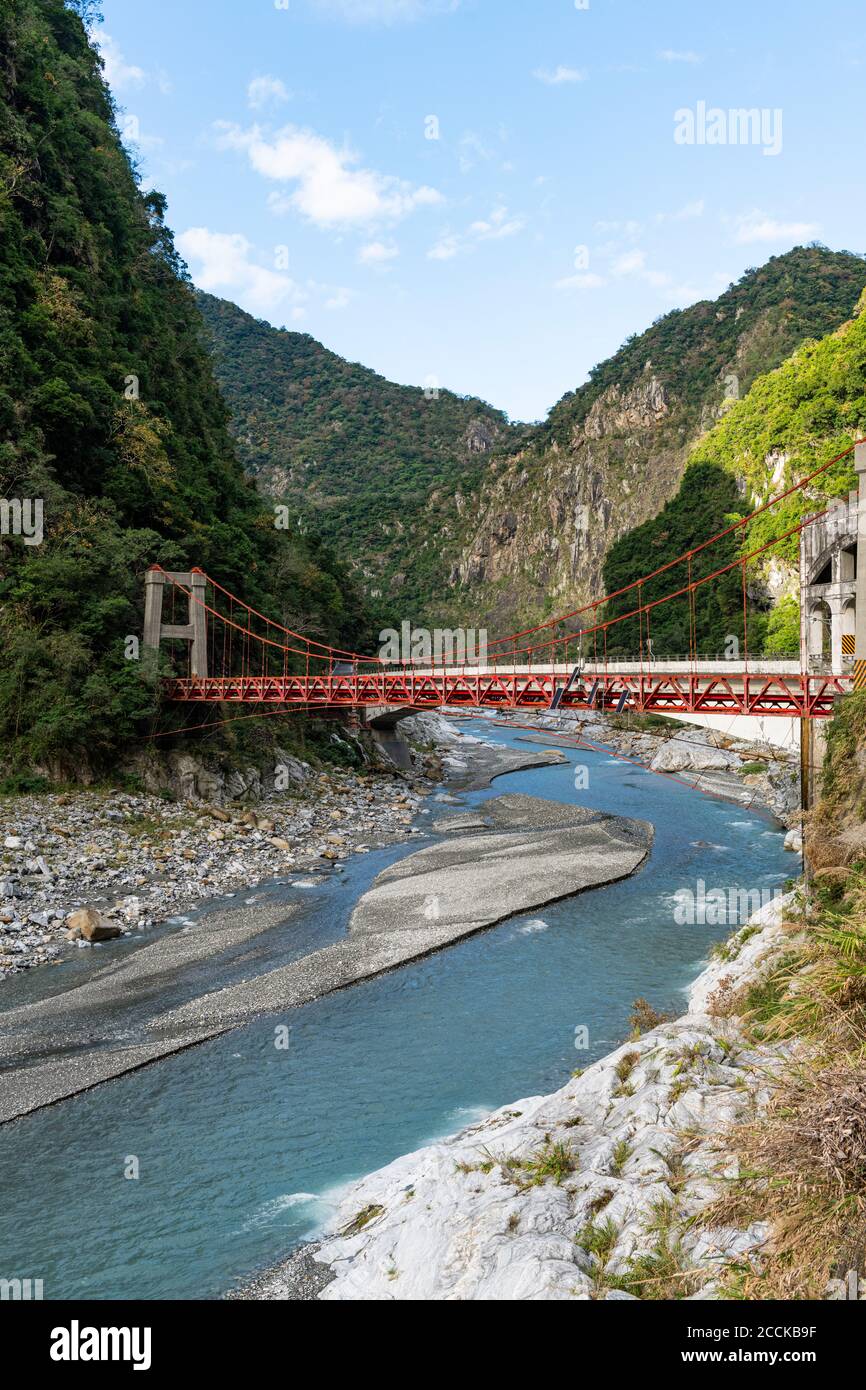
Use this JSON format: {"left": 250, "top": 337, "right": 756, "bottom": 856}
{"left": 143, "top": 568, "right": 208, "bottom": 677}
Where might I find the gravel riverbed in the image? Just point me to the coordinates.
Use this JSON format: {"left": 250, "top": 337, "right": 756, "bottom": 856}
{"left": 1, "top": 709, "right": 800, "bottom": 985}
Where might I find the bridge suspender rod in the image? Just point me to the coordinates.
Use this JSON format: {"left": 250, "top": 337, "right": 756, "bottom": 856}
{"left": 741, "top": 559, "right": 749, "bottom": 673}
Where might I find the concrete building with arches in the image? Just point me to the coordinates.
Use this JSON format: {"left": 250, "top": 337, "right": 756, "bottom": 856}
{"left": 800, "top": 482, "right": 859, "bottom": 674}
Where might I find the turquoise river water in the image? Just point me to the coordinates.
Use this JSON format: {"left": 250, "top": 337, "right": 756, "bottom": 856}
{"left": 0, "top": 719, "right": 793, "bottom": 1299}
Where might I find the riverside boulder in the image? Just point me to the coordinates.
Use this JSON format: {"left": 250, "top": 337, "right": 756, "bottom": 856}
{"left": 66, "top": 908, "right": 122, "bottom": 943}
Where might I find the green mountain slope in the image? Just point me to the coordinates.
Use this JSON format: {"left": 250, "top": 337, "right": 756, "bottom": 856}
{"left": 0, "top": 0, "right": 366, "bottom": 776}
{"left": 197, "top": 292, "right": 525, "bottom": 618}
{"left": 201, "top": 247, "right": 866, "bottom": 636}
{"left": 545, "top": 246, "right": 866, "bottom": 449}
{"left": 440, "top": 247, "right": 866, "bottom": 634}
{"left": 603, "top": 286, "right": 866, "bottom": 655}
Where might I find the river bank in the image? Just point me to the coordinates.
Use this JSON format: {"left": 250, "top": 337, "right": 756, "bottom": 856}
{"left": 470, "top": 708, "right": 802, "bottom": 827}
{"left": 0, "top": 716, "right": 792, "bottom": 1298}
{"left": 0, "top": 707, "right": 798, "bottom": 986}
{"left": 234, "top": 891, "right": 801, "bottom": 1301}
{"left": 224, "top": 713, "right": 807, "bottom": 1302}
{"left": 0, "top": 724, "right": 577, "bottom": 1123}
{"left": 0, "top": 716, "right": 568, "bottom": 984}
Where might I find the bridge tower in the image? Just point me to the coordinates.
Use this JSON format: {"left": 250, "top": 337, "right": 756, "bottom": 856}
{"left": 143, "top": 568, "right": 208, "bottom": 677}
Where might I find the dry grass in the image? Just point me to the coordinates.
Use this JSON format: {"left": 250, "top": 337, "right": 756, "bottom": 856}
{"left": 683, "top": 702, "right": 866, "bottom": 1298}
{"left": 743, "top": 898, "right": 866, "bottom": 1048}
{"left": 629, "top": 997, "right": 673, "bottom": 1037}
{"left": 701, "top": 873, "right": 866, "bottom": 1297}
{"left": 709, "top": 1057, "right": 866, "bottom": 1299}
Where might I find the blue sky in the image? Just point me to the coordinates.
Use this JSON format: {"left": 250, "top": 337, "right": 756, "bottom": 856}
{"left": 96, "top": 0, "right": 866, "bottom": 422}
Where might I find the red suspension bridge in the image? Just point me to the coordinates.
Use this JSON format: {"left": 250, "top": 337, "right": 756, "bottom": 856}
{"left": 144, "top": 441, "right": 866, "bottom": 722}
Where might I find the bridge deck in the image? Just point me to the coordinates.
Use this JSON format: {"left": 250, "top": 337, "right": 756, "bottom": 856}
{"left": 163, "top": 667, "right": 851, "bottom": 717}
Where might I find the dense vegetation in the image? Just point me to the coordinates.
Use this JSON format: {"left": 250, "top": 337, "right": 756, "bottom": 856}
{"left": 705, "top": 693, "right": 866, "bottom": 1299}
{"left": 601, "top": 465, "right": 749, "bottom": 657}
{"left": 198, "top": 292, "right": 524, "bottom": 621}
{"left": 602, "top": 281, "right": 866, "bottom": 656}
{"left": 3, "top": 5, "right": 865, "bottom": 774}
{"left": 690, "top": 286, "right": 866, "bottom": 571}
{"left": 200, "top": 252, "right": 866, "bottom": 634}
{"left": 0, "top": 0, "right": 367, "bottom": 775}
{"left": 545, "top": 246, "right": 866, "bottom": 449}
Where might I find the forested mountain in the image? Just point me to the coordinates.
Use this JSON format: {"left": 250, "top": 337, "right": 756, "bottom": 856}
{"left": 198, "top": 292, "right": 524, "bottom": 621}
{"left": 441, "top": 247, "right": 866, "bottom": 633}
{"left": 3, "top": 5, "right": 863, "bottom": 784}
{"left": 543, "top": 246, "right": 866, "bottom": 450}
{"left": 603, "top": 285, "right": 866, "bottom": 657}
{"left": 201, "top": 249, "right": 866, "bottom": 636}
{"left": 0, "top": 0, "right": 366, "bottom": 776}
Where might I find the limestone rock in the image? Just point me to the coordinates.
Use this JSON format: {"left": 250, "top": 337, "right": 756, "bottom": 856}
{"left": 650, "top": 742, "right": 736, "bottom": 774}
{"left": 250, "top": 893, "right": 798, "bottom": 1302}
{"left": 833, "top": 822, "right": 866, "bottom": 864}
{"left": 66, "top": 907, "right": 122, "bottom": 943}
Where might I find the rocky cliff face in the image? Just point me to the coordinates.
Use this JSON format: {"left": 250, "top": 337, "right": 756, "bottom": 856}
{"left": 198, "top": 249, "right": 866, "bottom": 633}
{"left": 449, "top": 372, "right": 684, "bottom": 627}
{"left": 414, "top": 249, "right": 866, "bottom": 632}
{"left": 245, "top": 892, "right": 799, "bottom": 1301}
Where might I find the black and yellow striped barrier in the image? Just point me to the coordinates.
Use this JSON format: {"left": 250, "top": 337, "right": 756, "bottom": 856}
{"left": 854, "top": 660, "right": 866, "bottom": 691}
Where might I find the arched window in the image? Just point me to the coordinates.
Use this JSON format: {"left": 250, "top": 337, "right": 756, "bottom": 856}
{"left": 808, "top": 600, "right": 832, "bottom": 664}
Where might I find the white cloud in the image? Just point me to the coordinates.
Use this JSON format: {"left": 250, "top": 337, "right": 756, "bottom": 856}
{"left": 469, "top": 206, "right": 525, "bottom": 240}
{"left": 358, "top": 240, "right": 399, "bottom": 264}
{"left": 324, "top": 287, "right": 353, "bottom": 309}
{"left": 656, "top": 199, "right": 705, "bottom": 223}
{"left": 428, "top": 233, "right": 460, "bottom": 261}
{"left": 428, "top": 205, "right": 525, "bottom": 260}
{"left": 98, "top": 34, "right": 147, "bottom": 91}
{"left": 555, "top": 272, "right": 606, "bottom": 291}
{"left": 216, "top": 122, "right": 442, "bottom": 228}
{"left": 612, "top": 249, "right": 646, "bottom": 277}
{"left": 176, "top": 227, "right": 304, "bottom": 315}
{"left": 614, "top": 251, "right": 673, "bottom": 289}
{"left": 97, "top": 34, "right": 171, "bottom": 96}
{"left": 311, "top": 0, "right": 460, "bottom": 22}
{"left": 658, "top": 49, "right": 703, "bottom": 64}
{"left": 533, "top": 65, "right": 587, "bottom": 86}
{"left": 575, "top": 247, "right": 672, "bottom": 291}
{"left": 179, "top": 227, "right": 356, "bottom": 320}
{"left": 248, "top": 76, "right": 291, "bottom": 111}
{"left": 733, "top": 210, "right": 821, "bottom": 245}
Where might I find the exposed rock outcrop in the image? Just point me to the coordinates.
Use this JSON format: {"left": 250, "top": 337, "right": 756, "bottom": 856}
{"left": 260, "top": 895, "right": 797, "bottom": 1301}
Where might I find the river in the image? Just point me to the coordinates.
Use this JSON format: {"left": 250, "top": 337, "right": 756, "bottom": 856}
{"left": 0, "top": 719, "right": 791, "bottom": 1299}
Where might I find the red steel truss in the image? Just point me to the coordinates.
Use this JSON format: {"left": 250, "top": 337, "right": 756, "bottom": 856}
{"left": 163, "top": 669, "right": 851, "bottom": 717}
